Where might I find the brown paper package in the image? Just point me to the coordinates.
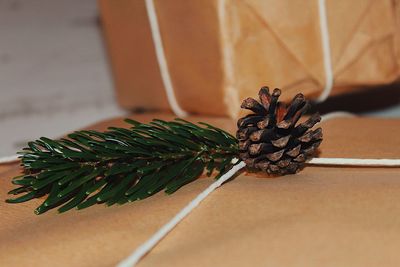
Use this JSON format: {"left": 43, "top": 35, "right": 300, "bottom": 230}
{"left": 99, "top": 0, "right": 400, "bottom": 117}
{"left": 1, "top": 114, "right": 400, "bottom": 266}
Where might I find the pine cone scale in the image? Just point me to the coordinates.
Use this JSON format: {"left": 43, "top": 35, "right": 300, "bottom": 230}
{"left": 286, "top": 145, "right": 301, "bottom": 157}
{"left": 266, "top": 149, "right": 285, "bottom": 162}
{"left": 271, "top": 135, "right": 291, "bottom": 148}
{"left": 257, "top": 118, "right": 270, "bottom": 129}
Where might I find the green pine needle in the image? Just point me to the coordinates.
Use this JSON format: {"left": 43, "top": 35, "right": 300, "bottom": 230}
{"left": 6, "top": 118, "right": 240, "bottom": 214}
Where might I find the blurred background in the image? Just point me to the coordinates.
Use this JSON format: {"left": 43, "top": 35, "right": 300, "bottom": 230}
{"left": 0, "top": 0, "right": 399, "bottom": 157}
{"left": 0, "top": 0, "right": 125, "bottom": 157}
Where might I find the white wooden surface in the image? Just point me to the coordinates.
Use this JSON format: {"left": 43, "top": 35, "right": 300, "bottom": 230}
{"left": 0, "top": 0, "right": 125, "bottom": 157}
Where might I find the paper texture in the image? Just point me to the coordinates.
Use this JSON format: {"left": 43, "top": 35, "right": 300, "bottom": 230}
{"left": 1, "top": 114, "right": 400, "bottom": 266}
{"left": 99, "top": 0, "right": 400, "bottom": 117}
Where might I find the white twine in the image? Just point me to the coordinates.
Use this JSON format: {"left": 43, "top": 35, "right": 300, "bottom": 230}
{"left": 144, "top": 0, "right": 188, "bottom": 117}
{"left": 314, "top": 111, "right": 400, "bottom": 166}
{"left": 116, "top": 110, "right": 400, "bottom": 267}
{"left": 144, "top": 0, "right": 333, "bottom": 112}
{"left": 117, "top": 160, "right": 246, "bottom": 267}
{"left": 309, "top": 158, "right": 400, "bottom": 166}
{"left": 316, "top": 0, "right": 334, "bottom": 102}
{"left": 118, "top": 156, "right": 400, "bottom": 267}
{"left": 321, "top": 111, "right": 355, "bottom": 122}
{"left": 0, "top": 155, "right": 19, "bottom": 164}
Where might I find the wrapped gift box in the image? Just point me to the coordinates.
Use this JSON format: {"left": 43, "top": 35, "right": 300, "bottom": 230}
{"left": 1, "top": 115, "right": 400, "bottom": 266}
{"left": 99, "top": 0, "right": 400, "bottom": 117}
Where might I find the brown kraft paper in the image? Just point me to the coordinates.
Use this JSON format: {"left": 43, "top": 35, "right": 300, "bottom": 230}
{"left": 1, "top": 114, "right": 400, "bottom": 266}
{"left": 99, "top": 0, "right": 400, "bottom": 117}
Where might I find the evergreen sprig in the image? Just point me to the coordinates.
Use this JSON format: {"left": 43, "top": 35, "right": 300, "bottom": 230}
{"left": 7, "top": 118, "right": 240, "bottom": 214}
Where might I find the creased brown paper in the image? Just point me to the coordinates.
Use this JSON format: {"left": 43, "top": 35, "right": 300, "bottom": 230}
{"left": 99, "top": 0, "right": 400, "bottom": 117}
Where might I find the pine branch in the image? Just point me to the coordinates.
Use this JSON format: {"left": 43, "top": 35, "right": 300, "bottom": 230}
{"left": 7, "top": 119, "right": 240, "bottom": 214}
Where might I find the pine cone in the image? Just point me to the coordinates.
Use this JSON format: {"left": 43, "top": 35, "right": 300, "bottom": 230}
{"left": 237, "top": 87, "right": 322, "bottom": 175}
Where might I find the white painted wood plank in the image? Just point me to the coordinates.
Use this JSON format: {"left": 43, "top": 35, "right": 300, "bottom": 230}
{"left": 0, "top": 0, "right": 125, "bottom": 157}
